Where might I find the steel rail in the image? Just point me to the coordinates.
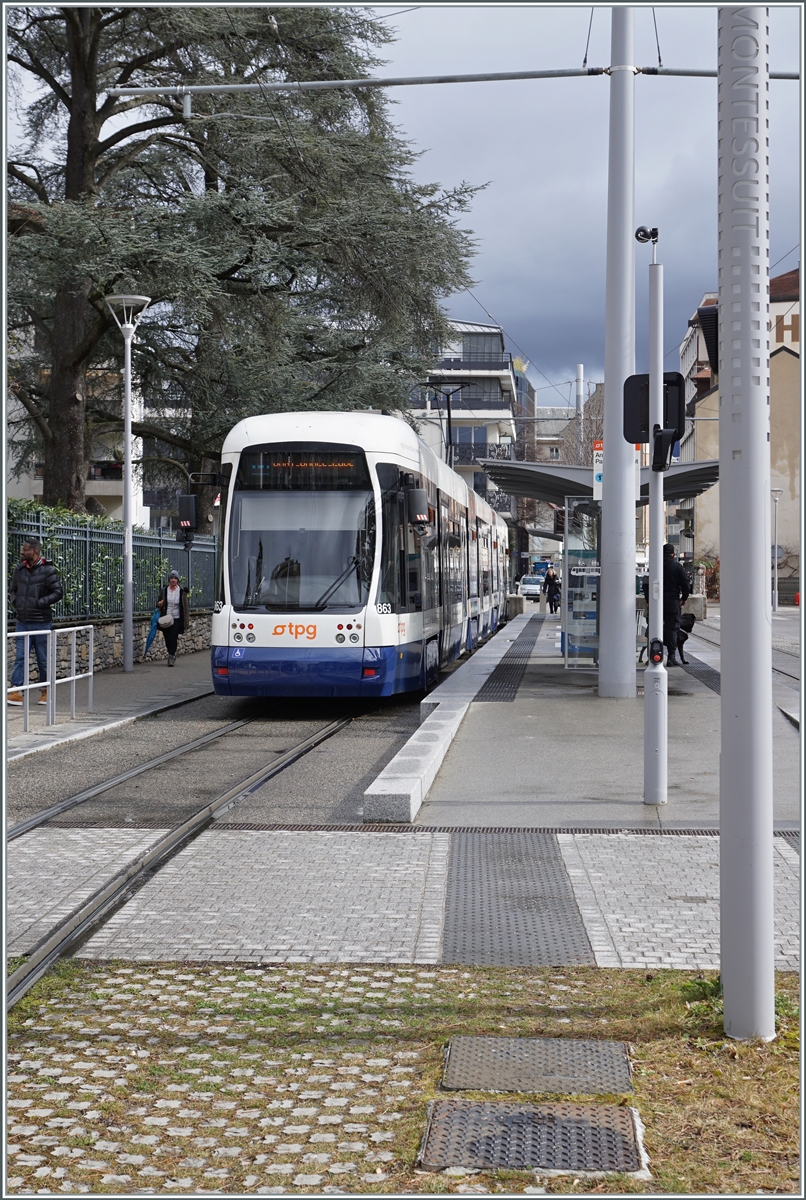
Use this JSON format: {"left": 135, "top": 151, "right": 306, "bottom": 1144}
{"left": 6, "top": 713, "right": 356, "bottom": 1010}
{"left": 7, "top": 718, "right": 253, "bottom": 841}
{"left": 690, "top": 626, "right": 799, "bottom": 684}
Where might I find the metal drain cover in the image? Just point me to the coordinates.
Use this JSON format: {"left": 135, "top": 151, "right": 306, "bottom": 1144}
{"left": 420, "top": 1099, "right": 641, "bottom": 1173}
{"left": 442, "top": 1037, "right": 632, "bottom": 1094}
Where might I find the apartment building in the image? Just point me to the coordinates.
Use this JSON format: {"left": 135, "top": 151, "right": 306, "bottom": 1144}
{"left": 411, "top": 321, "right": 519, "bottom": 516}
{"left": 678, "top": 267, "right": 800, "bottom": 595}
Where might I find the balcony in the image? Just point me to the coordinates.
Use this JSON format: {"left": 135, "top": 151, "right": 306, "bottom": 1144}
{"left": 88, "top": 461, "right": 123, "bottom": 481}
{"left": 452, "top": 442, "right": 512, "bottom": 466}
{"left": 474, "top": 486, "right": 514, "bottom": 515}
{"left": 439, "top": 353, "right": 513, "bottom": 372}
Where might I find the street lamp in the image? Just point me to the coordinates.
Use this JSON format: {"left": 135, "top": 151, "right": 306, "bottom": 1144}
{"left": 771, "top": 488, "right": 783, "bottom": 613}
{"left": 105, "top": 294, "right": 152, "bottom": 672}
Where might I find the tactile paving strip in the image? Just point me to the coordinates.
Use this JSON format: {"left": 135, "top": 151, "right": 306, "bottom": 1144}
{"left": 475, "top": 615, "right": 544, "bottom": 701}
{"left": 441, "top": 832, "right": 595, "bottom": 966}
{"left": 681, "top": 655, "right": 721, "bottom": 694}
{"left": 419, "top": 1099, "right": 641, "bottom": 1172}
{"left": 442, "top": 1037, "right": 632, "bottom": 1094}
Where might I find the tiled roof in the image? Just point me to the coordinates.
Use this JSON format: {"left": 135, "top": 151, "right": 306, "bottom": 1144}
{"left": 770, "top": 268, "right": 799, "bottom": 303}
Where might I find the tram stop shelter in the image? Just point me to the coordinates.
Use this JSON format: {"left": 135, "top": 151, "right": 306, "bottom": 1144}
{"left": 478, "top": 457, "right": 720, "bottom": 668}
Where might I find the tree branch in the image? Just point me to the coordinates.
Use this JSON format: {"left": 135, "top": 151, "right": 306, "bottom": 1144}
{"left": 134, "top": 456, "right": 190, "bottom": 479}
{"left": 7, "top": 162, "right": 51, "bottom": 204}
{"left": 8, "top": 381, "right": 53, "bottom": 443}
{"left": 6, "top": 47, "right": 71, "bottom": 110}
{"left": 95, "top": 114, "right": 184, "bottom": 157}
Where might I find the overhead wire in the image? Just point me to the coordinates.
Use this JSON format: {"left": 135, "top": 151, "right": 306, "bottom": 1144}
{"left": 582, "top": 8, "right": 594, "bottom": 70}
{"left": 651, "top": 8, "right": 663, "bottom": 70}
{"left": 461, "top": 286, "right": 571, "bottom": 404}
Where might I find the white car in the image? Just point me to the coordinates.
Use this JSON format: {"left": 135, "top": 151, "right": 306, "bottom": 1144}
{"left": 519, "top": 575, "right": 543, "bottom": 600}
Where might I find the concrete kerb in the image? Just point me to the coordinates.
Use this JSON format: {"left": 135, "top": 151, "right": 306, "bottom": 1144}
{"left": 362, "top": 614, "right": 533, "bottom": 823}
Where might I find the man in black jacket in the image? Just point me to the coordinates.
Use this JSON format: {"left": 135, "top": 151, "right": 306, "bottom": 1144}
{"left": 642, "top": 544, "right": 691, "bottom": 667}
{"left": 8, "top": 537, "right": 63, "bottom": 704}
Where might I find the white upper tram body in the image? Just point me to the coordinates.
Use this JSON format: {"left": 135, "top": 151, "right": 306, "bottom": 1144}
{"left": 212, "top": 412, "right": 510, "bottom": 697}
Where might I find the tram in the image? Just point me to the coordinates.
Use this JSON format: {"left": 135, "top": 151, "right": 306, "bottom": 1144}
{"left": 210, "top": 412, "right": 510, "bottom": 697}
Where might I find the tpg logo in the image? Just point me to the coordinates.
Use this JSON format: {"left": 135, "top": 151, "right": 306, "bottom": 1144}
{"left": 273, "top": 623, "right": 317, "bottom": 640}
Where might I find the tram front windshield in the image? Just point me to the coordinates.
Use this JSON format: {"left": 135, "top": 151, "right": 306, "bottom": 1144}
{"left": 228, "top": 445, "right": 375, "bottom": 612}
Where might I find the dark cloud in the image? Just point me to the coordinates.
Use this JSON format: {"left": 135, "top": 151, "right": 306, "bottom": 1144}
{"left": 378, "top": 5, "right": 800, "bottom": 396}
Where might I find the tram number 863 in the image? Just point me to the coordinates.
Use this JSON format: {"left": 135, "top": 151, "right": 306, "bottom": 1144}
{"left": 375, "top": 603, "right": 393, "bottom": 614}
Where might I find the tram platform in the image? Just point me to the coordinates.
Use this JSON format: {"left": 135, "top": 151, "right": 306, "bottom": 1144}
{"left": 413, "top": 607, "right": 801, "bottom": 830}
{"left": 5, "top": 649, "right": 213, "bottom": 762}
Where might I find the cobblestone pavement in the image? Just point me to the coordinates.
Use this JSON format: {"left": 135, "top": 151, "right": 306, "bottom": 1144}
{"left": 78, "top": 832, "right": 450, "bottom": 964}
{"left": 558, "top": 833, "right": 800, "bottom": 971}
{"left": 7, "top": 829, "right": 168, "bottom": 955}
{"left": 6, "top": 960, "right": 800, "bottom": 1196}
{"left": 6, "top": 962, "right": 441, "bottom": 1195}
{"left": 9, "top": 829, "right": 799, "bottom": 971}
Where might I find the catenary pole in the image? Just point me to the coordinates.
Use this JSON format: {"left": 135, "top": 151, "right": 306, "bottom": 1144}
{"left": 717, "top": 7, "right": 775, "bottom": 1041}
{"left": 598, "top": 6, "right": 637, "bottom": 697}
{"left": 644, "top": 247, "right": 667, "bottom": 804}
{"left": 575, "top": 364, "right": 585, "bottom": 459}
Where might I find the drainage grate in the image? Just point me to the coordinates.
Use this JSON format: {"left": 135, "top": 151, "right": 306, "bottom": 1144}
{"left": 419, "top": 1099, "right": 642, "bottom": 1173}
{"left": 442, "top": 1037, "right": 632, "bottom": 1094}
{"left": 475, "top": 616, "right": 544, "bottom": 701}
{"left": 441, "top": 832, "right": 595, "bottom": 966}
{"left": 681, "top": 655, "right": 721, "bottom": 694}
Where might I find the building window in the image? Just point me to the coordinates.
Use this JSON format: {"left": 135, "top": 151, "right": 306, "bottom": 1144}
{"left": 473, "top": 471, "right": 488, "bottom": 494}
{"left": 549, "top": 447, "right": 560, "bottom": 461}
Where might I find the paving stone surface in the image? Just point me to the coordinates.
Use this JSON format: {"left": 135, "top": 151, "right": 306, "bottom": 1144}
{"left": 558, "top": 833, "right": 800, "bottom": 971}
{"left": 7, "top": 828, "right": 168, "bottom": 954}
{"left": 6, "top": 962, "right": 430, "bottom": 1194}
{"left": 78, "top": 831, "right": 450, "bottom": 963}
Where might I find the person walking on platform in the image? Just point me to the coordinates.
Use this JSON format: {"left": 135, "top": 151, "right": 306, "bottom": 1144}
{"left": 543, "top": 566, "right": 561, "bottom": 615}
{"left": 7, "top": 537, "right": 63, "bottom": 705}
{"left": 156, "top": 569, "right": 190, "bottom": 666}
{"left": 642, "top": 543, "right": 690, "bottom": 666}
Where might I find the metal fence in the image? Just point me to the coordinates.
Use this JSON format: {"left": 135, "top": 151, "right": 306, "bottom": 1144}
{"left": 7, "top": 516, "right": 216, "bottom": 620}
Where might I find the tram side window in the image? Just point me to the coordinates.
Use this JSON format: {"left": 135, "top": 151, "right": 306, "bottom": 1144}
{"left": 448, "top": 499, "right": 466, "bottom": 606}
{"left": 376, "top": 464, "right": 406, "bottom": 611}
{"left": 479, "top": 521, "right": 491, "bottom": 597}
{"left": 420, "top": 485, "right": 439, "bottom": 613}
{"left": 468, "top": 515, "right": 479, "bottom": 598}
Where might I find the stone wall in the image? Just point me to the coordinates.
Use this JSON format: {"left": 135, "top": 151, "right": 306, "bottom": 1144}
{"left": 7, "top": 611, "right": 212, "bottom": 679}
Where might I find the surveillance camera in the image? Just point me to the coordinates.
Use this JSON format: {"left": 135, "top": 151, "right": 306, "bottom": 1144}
{"left": 635, "top": 226, "right": 658, "bottom": 244}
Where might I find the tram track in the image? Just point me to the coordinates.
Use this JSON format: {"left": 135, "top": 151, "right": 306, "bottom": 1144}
{"left": 7, "top": 717, "right": 255, "bottom": 840}
{"left": 6, "top": 710, "right": 362, "bottom": 1009}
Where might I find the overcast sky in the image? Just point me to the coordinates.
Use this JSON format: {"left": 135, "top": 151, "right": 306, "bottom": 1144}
{"left": 371, "top": 3, "right": 801, "bottom": 404}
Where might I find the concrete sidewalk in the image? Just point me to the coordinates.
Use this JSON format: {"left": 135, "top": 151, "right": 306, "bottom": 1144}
{"left": 5, "top": 650, "right": 213, "bottom": 761}
{"left": 416, "top": 612, "right": 800, "bottom": 830}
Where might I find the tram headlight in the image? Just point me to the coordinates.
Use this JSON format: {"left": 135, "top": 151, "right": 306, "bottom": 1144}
{"left": 349, "top": 633, "right": 360, "bottom": 643}
{"left": 335, "top": 633, "right": 345, "bottom": 643}
{"left": 246, "top": 633, "right": 256, "bottom": 643}
{"left": 233, "top": 632, "right": 243, "bottom": 642}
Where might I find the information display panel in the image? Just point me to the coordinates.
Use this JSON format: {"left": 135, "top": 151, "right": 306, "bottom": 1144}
{"left": 562, "top": 497, "right": 601, "bottom": 669}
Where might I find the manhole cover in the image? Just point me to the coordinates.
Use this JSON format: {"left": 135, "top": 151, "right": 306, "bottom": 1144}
{"left": 442, "top": 1037, "right": 632, "bottom": 1094}
{"left": 420, "top": 1099, "right": 642, "bottom": 1173}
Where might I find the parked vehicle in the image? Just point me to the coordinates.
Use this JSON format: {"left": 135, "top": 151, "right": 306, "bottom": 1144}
{"left": 518, "top": 575, "right": 543, "bottom": 600}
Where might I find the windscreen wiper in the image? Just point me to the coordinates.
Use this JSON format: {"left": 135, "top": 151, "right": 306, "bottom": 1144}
{"left": 311, "top": 556, "right": 364, "bottom": 611}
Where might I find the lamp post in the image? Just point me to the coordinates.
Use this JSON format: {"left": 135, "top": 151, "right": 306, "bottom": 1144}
{"left": 771, "top": 489, "right": 783, "bottom": 612}
{"left": 105, "top": 294, "right": 151, "bottom": 672}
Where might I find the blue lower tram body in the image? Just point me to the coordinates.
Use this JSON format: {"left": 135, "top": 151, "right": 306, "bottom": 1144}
{"left": 212, "top": 642, "right": 426, "bottom": 698}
